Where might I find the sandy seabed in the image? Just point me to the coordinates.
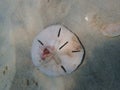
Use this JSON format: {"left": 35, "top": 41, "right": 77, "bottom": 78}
{"left": 0, "top": 0, "right": 120, "bottom": 90}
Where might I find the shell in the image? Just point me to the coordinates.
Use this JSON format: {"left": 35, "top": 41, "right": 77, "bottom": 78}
{"left": 85, "top": 12, "right": 120, "bottom": 37}
{"left": 31, "top": 25, "right": 85, "bottom": 76}
{"left": 102, "top": 23, "right": 120, "bottom": 37}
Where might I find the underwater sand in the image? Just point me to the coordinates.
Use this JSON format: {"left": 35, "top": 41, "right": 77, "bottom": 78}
{"left": 0, "top": 0, "right": 120, "bottom": 90}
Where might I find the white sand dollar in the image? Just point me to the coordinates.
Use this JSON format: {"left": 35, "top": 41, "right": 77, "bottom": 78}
{"left": 31, "top": 25, "right": 85, "bottom": 76}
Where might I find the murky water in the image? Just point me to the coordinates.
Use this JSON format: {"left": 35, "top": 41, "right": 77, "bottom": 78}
{"left": 0, "top": 0, "right": 120, "bottom": 90}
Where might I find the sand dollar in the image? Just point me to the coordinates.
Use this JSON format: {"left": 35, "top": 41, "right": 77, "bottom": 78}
{"left": 31, "top": 25, "right": 85, "bottom": 76}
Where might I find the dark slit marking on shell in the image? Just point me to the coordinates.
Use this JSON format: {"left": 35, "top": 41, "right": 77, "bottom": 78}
{"left": 58, "top": 28, "right": 61, "bottom": 37}
{"left": 59, "top": 41, "right": 68, "bottom": 50}
{"left": 61, "top": 65, "right": 66, "bottom": 72}
{"left": 38, "top": 40, "right": 44, "bottom": 46}
{"left": 72, "top": 50, "right": 80, "bottom": 53}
